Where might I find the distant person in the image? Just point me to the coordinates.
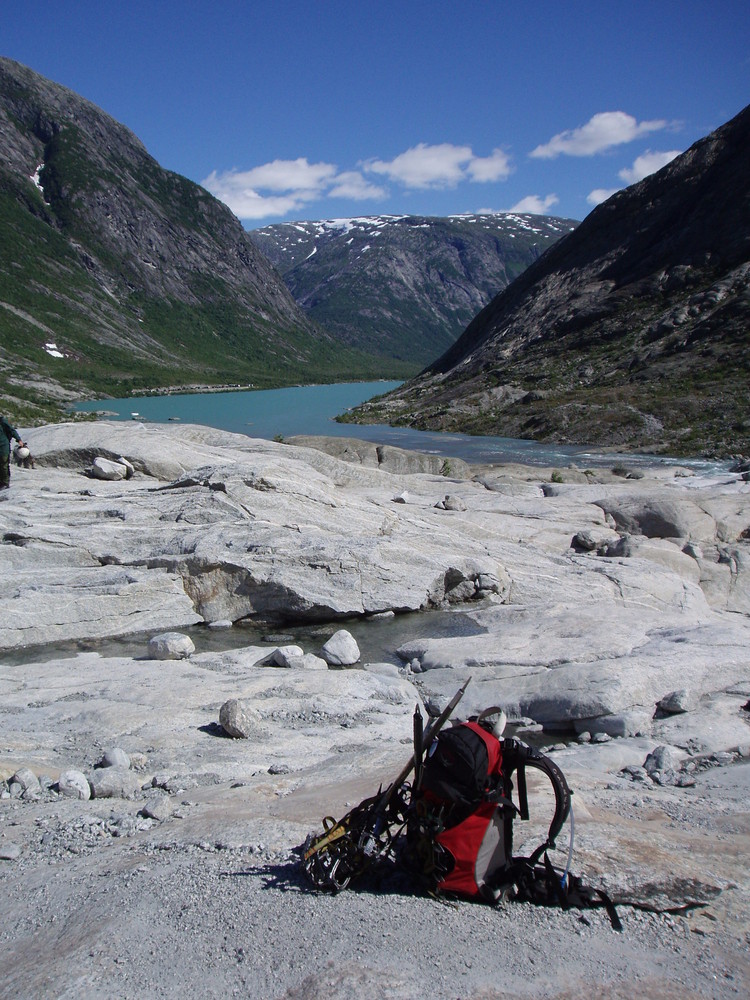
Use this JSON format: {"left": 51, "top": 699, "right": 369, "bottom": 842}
{"left": 0, "top": 415, "right": 26, "bottom": 490}
{"left": 13, "top": 443, "right": 35, "bottom": 469}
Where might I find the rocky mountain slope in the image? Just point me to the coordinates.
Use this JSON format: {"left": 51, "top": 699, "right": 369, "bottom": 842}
{"left": 349, "top": 105, "right": 750, "bottom": 458}
{"left": 0, "top": 57, "right": 392, "bottom": 425}
{"left": 249, "top": 213, "right": 577, "bottom": 367}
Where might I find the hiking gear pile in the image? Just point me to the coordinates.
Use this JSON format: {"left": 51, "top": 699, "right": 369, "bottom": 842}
{"left": 302, "top": 682, "right": 622, "bottom": 930}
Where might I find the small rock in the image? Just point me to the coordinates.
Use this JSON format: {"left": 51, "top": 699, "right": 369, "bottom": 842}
{"left": 572, "top": 531, "right": 597, "bottom": 552}
{"left": 591, "top": 732, "right": 612, "bottom": 744}
{"left": 147, "top": 632, "right": 195, "bottom": 660}
{"left": 392, "top": 491, "right": 409, "bottom": 504}
{"left": 268, "top": 763, "right": 291, "bottom": 775}
{"left": 436, "top": 495, "right": 467, "bottom": 512}
{"left": 658, "top": 689, "right": 696, "bottom": 714}
{"left": 675, "top": 774, "right": 696, "bottom": 788}
{"left": 321, "top": 629, "right": 360, "bottom": 666}
{"left": 270, "top": 644, "right": 304, "bottom": 666}
{"left": 283, "top": 653, "right": 328, "bottom": 671}
{"left": 98, "top": 748, "right": 131, "bottom": 770}
{"left": 577, "top": 731, "right": 592, "bottom": 743}
{"left": 601, "top": 535, "right": 634, "bottom": 558}
{"left": 644, "top": 745, "right": 680, "bottom": 776}
{"left": 0, "top": 843, "right": 22, "bottom": 861}
{"left": 682, "top": 542, "right": 703, "bottom": 560}
{"left": 57, "top": 770, "right": 92, "bottom": 800}
{"left": 622, "top": 765, "right": 651, "bottom": 783}
{"left": 208, "top": 619, "right": 233, "bottom": 629}
{"left": 141, "top": 794, "right": 172, "bottom": 822}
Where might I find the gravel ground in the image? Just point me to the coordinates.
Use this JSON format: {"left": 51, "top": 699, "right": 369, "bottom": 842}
{"left": 2, "top": 761, "right": 748, "bottom": 1000}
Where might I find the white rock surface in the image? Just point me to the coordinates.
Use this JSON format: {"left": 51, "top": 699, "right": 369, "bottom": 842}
{"left": 3, "top": 422, "right": 749, "bottom": 739}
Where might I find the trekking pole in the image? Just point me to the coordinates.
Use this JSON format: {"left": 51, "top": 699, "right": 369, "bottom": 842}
{"left": 413, "top": 703, "right": 424, "bottom": 790}
{"left": 359, "top": 678, "right": 472, "bottom": 857}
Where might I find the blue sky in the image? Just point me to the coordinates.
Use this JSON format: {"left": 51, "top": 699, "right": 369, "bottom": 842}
{"left": 4, "top": 1, "right": 748, "bottom": 227}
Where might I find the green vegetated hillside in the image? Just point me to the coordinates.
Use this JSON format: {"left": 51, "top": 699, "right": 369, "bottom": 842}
{"left": 347, "top": 105, "right": 750, "bottom": 457}
{"left": 249, "top": 213, "right": 577, "bottom": 367}
{"left": 0, "top": 57, "right": 408, "bottom": 425}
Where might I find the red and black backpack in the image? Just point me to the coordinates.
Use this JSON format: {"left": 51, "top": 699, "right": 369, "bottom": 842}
{"left": 406, "top": 708, "right": 584, "bottom": 907}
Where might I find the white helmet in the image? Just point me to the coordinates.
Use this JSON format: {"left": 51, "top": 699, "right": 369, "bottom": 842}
{"left": 16, "top": 446, "right": 30, "bottom": 459}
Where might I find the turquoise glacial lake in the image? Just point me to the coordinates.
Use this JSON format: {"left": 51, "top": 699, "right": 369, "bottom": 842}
{"left": 74, "top": 380, "right": 725, "bottom": 473}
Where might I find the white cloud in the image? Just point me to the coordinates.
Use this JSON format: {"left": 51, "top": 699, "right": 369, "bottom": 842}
{"left": 364, "top": 142, "right": 513, "bottom": 189}
{"left": 223, "top": 157, "right": 338, "bottom": 191}
{"left": 618, "top": 149, "right": 682, "bottom": 183}
{"left": 365, "top": 142, "right": 474, "bottom": 189}
{"left": 328, "top": 171, "right": 387, "bottom": 200}
{"left": 204, "top": 142, "right": 514, "bottom": 221}
{"left": 507, "top": 194, "right": 559, "bottom": 215}
{"left": 530, "top": 111, "right": 668, "bottom": 159}
{"left": 587, "top": 187, "right": 621, "bottom": 206}
{"left": 202, "top": 159, "right": 385, "bottom": 220}
{"left": 199, "top": 175, "right": 313, "bottom": 220}
{"left": 467, "top": 148, "right": 513, "bottom": 183}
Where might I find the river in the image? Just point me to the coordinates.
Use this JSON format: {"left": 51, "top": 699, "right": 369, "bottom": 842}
{"left": 74, "top": 380, "right": 727, "bottom": 474}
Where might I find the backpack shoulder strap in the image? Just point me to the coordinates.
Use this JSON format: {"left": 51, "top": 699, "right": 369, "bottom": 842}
{"left": 501, "top": 739, "right": 571, "bottom": 855}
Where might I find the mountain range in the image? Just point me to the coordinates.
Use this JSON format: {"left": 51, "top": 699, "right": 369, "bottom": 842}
{"left": 348, "top": 104, "right": 750, "bottom": 457}
{"left": 249, "top": 213, "right": 576, "bottom": 367}
{"left": 0, "top": 57, "right": 401, "bottom": 425}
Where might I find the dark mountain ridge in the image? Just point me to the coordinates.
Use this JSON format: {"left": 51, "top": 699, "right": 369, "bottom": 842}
{"left": 350, "top": 104, "right": 750, "bottom": 457}
{"left": 249, "top": 213, "right": 577, "bottom": 368}
{"left": 0, "top": 57, "right": 390, "bottom": 424}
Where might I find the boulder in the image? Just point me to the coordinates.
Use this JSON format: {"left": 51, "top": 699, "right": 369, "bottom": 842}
{"left": 98, "top": 748, "right": 131, "bottom": 769}
{"left": 89, "top": 767, "right": 142, "bottom": 800}
{"left": 11, "top": 768, "right": 41, "bottom": 800}
{"left": 219, "top": 699, "right": 268, "bottom": 740}
{"left": 57, "top": 769, "right": 92, "bottom": 800}
{"left": 90, "top": 457, "right": 129, "bottom": 481}
{"left": 148, "top": 632, "right": 195, "bottom": 660}
{"left": 321, "top": 630, "right": 361, "bottom": 666}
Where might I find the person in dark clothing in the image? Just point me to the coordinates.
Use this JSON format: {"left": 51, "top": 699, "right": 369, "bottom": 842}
{"left": 0, "top": 415, "right": 25, "bottom": 490}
